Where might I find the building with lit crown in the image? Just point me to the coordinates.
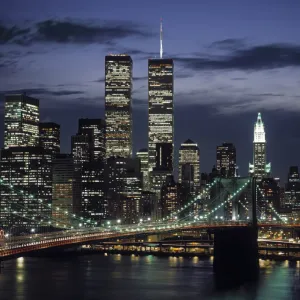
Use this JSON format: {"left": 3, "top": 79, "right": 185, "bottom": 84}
{"left": 249, "top": 112, "right": 271, "bottom": 180}
{"left": 105, "top": 55, "right": 132, "bottom": 159}
{"left": 4, "top": 94, "right": 39, "bottom": 148}
{"left": 39, "top": 122, "right": 60, "bottom": 155}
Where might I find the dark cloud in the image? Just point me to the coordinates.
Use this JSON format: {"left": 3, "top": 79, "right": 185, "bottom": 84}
{"left": 0, "top": 19, "right": 152, "bottom": 46}
{"left": 0, "top": 24, "right": 30, "bottom": 44}
{"left": 176, "top": 44, "right": 300, "bottom": 71}
{"left": 231, "top": 77, "right": 247, "bottom": 81}
{"left": 2, "top": 88, "right": 84, "bottom": 96}
{"left": 209, "top": 38, "right": 246, "bottom": 50}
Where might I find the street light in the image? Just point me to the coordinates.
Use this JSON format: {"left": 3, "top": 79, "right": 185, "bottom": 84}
{"left": 31, "top": 228, "right": 35, "bottom": 233}
{"left": 117, "top": 219, "right": 121, "bottom": 224}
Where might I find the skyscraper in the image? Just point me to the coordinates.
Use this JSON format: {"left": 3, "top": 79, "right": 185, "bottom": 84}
{"left": 39, "top": 122, "right": 60, "bottom": 155}
{"left": 284, "top": 166, "right": 300, "bottom": 210}
{"left": 52, "top": 154, "right": 81, "bottom": 226}
{"left": 249, "top": 113, "right": 271, "bottom": 180}
{"left": 71, "top": 135, "right": 90, "bottom": 169}
{"left": 216, "top": 142, "right": 236, "bottom": 178}
{"left": 4, "top": 94, "right": 39, "bottom": 148}
{"left": 148, "top": 58, "right": 174, "bottom": 172}
{"left": 78, "top": 118, "right": 105, "bottom": 162}
{"left": 178, "top": 139, "right": 200, "bottom": 194}
{"left": 105, "top": 55, "right": 132, "bottom": 159}
{"left": 81, "top": 161, "right": 106, "bottom": 222}
{"left": 0, "top": 147, "right": 52, "bottom": 228}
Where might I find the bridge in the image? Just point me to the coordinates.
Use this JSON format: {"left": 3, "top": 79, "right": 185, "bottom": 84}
{"left": 0, "top": 177, "right": 298, "bottom": 260}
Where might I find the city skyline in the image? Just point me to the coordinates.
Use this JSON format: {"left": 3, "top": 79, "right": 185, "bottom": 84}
{"left": 1, "top": 0, "right": 300, "bottom": 179}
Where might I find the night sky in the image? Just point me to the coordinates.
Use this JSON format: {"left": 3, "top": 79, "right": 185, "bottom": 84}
{"left": 1, "top": 0, "right": 300, "bottom": 182}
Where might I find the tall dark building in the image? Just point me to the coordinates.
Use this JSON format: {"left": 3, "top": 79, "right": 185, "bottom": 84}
{"left": 148, "top": 58, "right": 174, "bottom": 172}
{"left": 52, "top": 154, "right": 81, "bottom": 227}
{"left": 136, "top": 149, "right": 149, "bottom": 191}
{"left": 216, "top": 143, "right": 236, "bottom": 178}
{"left": 71, "top": 134, "right": 90, "bottom": 169}
{"left": 285, "top": 166, "right": 300, "bottom": 210}
{"left": 105, "top": 55, "right": 132, "bottom": 159}
{"left": 259, "top": 178, "right": 280, "bottom": 220}
{"left": 78, "top": 118, "right": 105, "bottom": 162}
{"left": 39, "top": 122, "right": 60, "bottom": 155}
{"left": 178, "top": 139, "right": 200, "bottom": 194}
{"left": 155, "top": 143, "right": 173, "bottom": 171}
{"left": 161, "top": 175, "right": 184, "bottom": 219}
{"left": 0, "top": 147, "right": 52, "bottom": 228}
{"left": 4, "top": 94, "right": 39, "bottom": 148}
{"left": 105, "top": 157, "right": 141, "bottom": 224}
{"left": 81, "top": 161, "right": 106, "bottom": 223}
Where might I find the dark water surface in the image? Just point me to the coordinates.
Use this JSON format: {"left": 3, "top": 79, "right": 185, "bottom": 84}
{"left": 0, "top": 254, "right": 300, "bottom": 300}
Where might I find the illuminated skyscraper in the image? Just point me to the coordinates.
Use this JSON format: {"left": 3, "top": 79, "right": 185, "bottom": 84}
{"left": 39, "top": 122, "right": 60, "bottom": 155}
{"left": 178, "top": 139, "right": 200, "bottom": 194}
{"left": 148, "top": 58, "right": 174, "bottom": 172}
{"left": 249, "top": 113, "right": 271, "bottom": 180}
{"left": 105, "top": 55, "right": 132, "bottom": 159}
{"left": 216, "top": 143, "right": 236, "bottom": 178}
{"left": 4, "top": 94, "right": 39, "bottom": 148}
{"left": 0, "top": 147, "right": 52, "bottom": 228}
{"left": 78, "top": 118, "right": 105, "bottom": 162}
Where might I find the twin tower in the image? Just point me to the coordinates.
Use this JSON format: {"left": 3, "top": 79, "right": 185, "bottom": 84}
{"left": 104, "top": 55, "right": 174, "bottom": 176}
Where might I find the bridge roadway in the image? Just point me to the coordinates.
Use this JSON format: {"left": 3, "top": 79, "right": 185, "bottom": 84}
{"left": 0, "top": 221, "right": 297, "bottom": 259}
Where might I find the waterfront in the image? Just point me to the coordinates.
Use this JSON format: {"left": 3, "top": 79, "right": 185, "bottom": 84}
{"left": 0, "top": 254, "right": 300, "bottom": 300}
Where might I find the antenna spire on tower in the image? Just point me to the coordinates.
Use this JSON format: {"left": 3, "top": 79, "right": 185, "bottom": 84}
{"left": 160, "top": 17, "right": 163, "bottom": 59}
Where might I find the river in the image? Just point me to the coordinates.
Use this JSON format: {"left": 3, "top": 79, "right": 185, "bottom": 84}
{"left": 0, "top": 254, "right": 299, "bottom": 300}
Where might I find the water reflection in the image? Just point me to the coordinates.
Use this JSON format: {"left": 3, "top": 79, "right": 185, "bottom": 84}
{"left": 0, "top": 255, "right": 299, "bottom": 300}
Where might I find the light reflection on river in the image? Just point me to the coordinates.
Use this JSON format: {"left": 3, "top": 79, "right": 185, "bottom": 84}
{"left": 0, "top": 254, "right": 299, "bottom": 300}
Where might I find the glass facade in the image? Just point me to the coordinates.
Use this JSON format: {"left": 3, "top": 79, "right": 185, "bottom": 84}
{"left": 148, "top": 59, "right": 174, "bottom": 172}
{"left": 105, "top": 55, "right": 132, "bottom": 159}
{"left": 4, "top": 94, "right": 39, "bottom": 148}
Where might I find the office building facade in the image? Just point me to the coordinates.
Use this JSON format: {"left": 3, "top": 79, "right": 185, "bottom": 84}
{"left": 78, "top": 118, "right": 105, "bottom": 162}
{"left": 4, "top": 94, "right": 39, "bottom": 148}
{"left": 216, "top": 142, "right": 236, "bottom": 178}
{"left": 148, "top": 58, "right": 174, "bottom": 172}
{"left": 39, "top": 122, "right": 60, "bottom": 155}
{"left": 0, "top": 147, "right": 52, "bottom": 228}
{"left": 178, "top": 139, "right": 200, "bottom": 194}
{"left": 105, "top": 55, "right": 132, "bottom": 159}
